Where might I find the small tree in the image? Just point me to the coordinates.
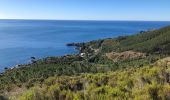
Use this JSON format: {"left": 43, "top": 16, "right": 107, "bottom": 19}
{"left": 31, "top": 57, "right": 36, "bottom": 64}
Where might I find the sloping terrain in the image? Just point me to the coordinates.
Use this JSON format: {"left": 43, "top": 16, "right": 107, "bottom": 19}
{"left": 3, "top": 59, "right": 170, "bottom": 100}
{"left": 84, "top": 26, "right": 170, "bottom": 55}
{"left": 0, "top": 26, "right": 170, "bottom": 100}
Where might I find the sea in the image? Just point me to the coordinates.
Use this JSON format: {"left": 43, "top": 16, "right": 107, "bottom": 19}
{"left": 0, "top": 20, "right": 170, "bottom": 71}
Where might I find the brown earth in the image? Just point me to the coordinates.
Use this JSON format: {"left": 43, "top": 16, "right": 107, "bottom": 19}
{"left": 105, "top": 50, "right": 146, "bottom": 62}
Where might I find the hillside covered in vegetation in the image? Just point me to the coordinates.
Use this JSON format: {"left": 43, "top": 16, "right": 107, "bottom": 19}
{"left": 0, "top": 26, "right": 170, "bottom": 100}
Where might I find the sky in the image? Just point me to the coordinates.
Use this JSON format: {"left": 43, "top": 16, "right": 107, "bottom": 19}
{"left": 0, "top": 0, "right": 170, "bottom": 21}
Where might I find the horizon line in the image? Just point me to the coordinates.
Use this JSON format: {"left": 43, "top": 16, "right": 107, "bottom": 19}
{"left": 0, "top": 18, "right": 170, "bottom": 22}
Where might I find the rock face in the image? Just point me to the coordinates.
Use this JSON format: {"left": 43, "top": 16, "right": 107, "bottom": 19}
{"left": 105, "top": 50, "right": 146, "bottom": 62}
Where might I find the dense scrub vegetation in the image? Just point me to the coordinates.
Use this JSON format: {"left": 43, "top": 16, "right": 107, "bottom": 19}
{"left": 84, "top": 26, "right": 170, "bottom": 54}
{"left": 4, "top": 60, "right": 170, "bottom": 100}
{"left": 0, "top": 26, "right": 170, "bottom": 99}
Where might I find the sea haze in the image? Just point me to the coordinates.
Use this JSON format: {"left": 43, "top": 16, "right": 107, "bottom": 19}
{"left": 0, "top": 20, "right": 170, "bottom": 71}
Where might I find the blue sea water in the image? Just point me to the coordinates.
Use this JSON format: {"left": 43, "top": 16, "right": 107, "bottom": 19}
{"left": 0, "top": 20, "right": 170, "bottom": 71}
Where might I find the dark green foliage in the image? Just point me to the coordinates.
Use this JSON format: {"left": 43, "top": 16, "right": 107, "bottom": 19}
{"left": 88, "top": 26, "right": 170, "bottom": 54}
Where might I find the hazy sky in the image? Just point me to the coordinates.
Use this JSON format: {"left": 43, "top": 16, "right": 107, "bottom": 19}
{"left": 0, "top": 0, "right": 170, "bottom": 21}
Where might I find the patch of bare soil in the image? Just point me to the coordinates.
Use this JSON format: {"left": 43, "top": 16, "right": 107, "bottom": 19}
{"left": 105, "top": 50, "right": 146, "bottom": 62}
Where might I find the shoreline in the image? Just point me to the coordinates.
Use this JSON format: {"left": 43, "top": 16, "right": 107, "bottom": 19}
{"left": 1, "top": 25, "right": 169, "bottom": 73}
{"left": 1, "top": 20, "right": 170, "bottom": 73}
{"left": 0, "top": 42, "right": 84, "bottom": 74}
